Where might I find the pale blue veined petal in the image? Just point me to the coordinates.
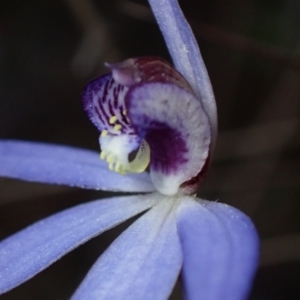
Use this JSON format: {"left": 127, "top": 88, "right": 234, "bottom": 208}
{"left": 0, "top": 194, "right": 159, "bottom": 294}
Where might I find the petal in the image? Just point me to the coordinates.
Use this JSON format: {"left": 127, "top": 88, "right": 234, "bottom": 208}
{"left": 0, "top": 194, "right": 159, "bottom": 294}
{"left": 126, "top": 82, "right": 210, "bottom": 195}
{"left": 177, "top": 197, "right": 259, "bottom": 300}
{"left": 72, "top": 195, "right": 182, "bottom": 300}
{"left": 0, "top": 140, "right": 155, "bottom": 192}
{"left": 148, "top": 0, "right": 218, "bottom": 150}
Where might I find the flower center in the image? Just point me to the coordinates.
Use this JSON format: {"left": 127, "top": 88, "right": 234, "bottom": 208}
{"left": 82, "top": 57, "right": 211, "bottom": 196}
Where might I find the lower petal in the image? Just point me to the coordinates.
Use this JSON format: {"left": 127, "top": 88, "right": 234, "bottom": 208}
{"left": 176, "top": 197, "right": 259, "bottom": 300}
{"left": 0, "top": 194, "right": 158, "bottom": 294}
{"left": 72, "top": 195, "right": 182, "bottom": 300}
{"left": 0, "top": 140, "right": 154, "bottom": 192}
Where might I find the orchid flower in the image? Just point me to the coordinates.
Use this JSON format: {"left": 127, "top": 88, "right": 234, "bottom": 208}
{"left": 0, "top": 0, "right": 259, "bottom": 299}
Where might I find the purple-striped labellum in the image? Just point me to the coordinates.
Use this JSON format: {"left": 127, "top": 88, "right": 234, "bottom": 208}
{"left": 82, "top": 56, "right": 211, "bottom": 195}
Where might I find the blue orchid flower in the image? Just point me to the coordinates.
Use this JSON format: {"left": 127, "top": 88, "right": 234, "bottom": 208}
{"left": 0, "top": 0, "right": 259, "bottom": 299}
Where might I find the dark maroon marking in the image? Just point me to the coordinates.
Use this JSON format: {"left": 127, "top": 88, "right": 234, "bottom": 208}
{"left": 101, "top": 78, "right": 110, "bottom": 103}
{"left": 117, "top": 116, "right": 126, "bottom": 128}
{"left": 118, "top": 106, "right": 130, "bottom": 125}
{"left": 122, "top": 115, "right": 130, "bottom": 125}
{"left": 113, "top": 86, "right": 119, "bottom": 108}
{"left": 108, "top": 77, "right": 114, "bottom": 90}
{"left": 108, "top": 96, "right": 115, "bottom": 117}
{"left": 98, "top": 98, "right": 111, "bottom": 124}
{"left": 180, "top": 154, "right": 211, "bottom": 193}
{"left": 94, "top": 106, "right": 106, "bottom": 125}
{"left": 114, "top": 86, "right": 119, "bottom": 101}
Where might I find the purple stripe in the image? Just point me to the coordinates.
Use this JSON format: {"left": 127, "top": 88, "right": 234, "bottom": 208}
{"left": 102, "top": 78, "right": 110, "bottom": 103}
{"left": 108, "top": 96, "right": 115, "bottom": 117}
{"left": 97, "top": 92, "right": 111, "bottom": 125}
{"left": 94, "top": 106, "right": 106, "bottom": 125}
{"left": 119, "top": 107, "right": 130, "bottom": 126}
{"left": 108, "top": 77, "right": 114, "bottom": 90}
{"left": 113, "top": 86, "right": 119, "bottom": 109}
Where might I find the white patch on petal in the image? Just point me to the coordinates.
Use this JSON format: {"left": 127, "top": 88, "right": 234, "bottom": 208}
{"left": 127, "top": 82, "right": 211, "bottom": 195}
{"left": 99, "top": 134, "right": 150, "bottom": 175}
{"left": 150, "top": 172, "right": 182, "bottom": 195}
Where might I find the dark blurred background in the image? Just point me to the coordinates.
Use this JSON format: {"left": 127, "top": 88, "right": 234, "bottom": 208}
{"left": 0, "top": 0, "right": 300, "bottom": 299}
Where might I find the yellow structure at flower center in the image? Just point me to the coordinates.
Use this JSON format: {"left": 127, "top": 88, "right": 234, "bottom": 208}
{"left": 100, "top": 140, "right": 150, "bottom": 175}
{"left": 99, "top": 135, "right": 150, "bottom": 175}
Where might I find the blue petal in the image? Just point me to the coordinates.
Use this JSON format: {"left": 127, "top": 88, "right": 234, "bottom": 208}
{"left": 177, "top": 197, "right": 259, "bottom": 300}
{"left": 148, "top": 0, "right": 218, "bottom": 150}
{"left": 72, "top": 195, "right": 182, "bottom": 300}
{"left": 0, "top": 194, "right": 159, "bottom": 294}
{"left": 0, "top": 140, "right": 155, "bottom": 192}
